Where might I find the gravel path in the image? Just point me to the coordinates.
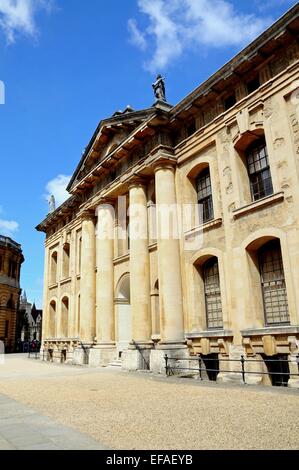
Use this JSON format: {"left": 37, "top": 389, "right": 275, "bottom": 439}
{"left": 0, "top": 354, "right": 298, "bottom": 450}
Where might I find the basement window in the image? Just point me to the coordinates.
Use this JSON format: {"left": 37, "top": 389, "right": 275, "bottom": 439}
{"left": 202, "top": 354, "right": 220, "bottom": 381}
{"left": 262, "top": 354, "right": 290, "bottom": 387}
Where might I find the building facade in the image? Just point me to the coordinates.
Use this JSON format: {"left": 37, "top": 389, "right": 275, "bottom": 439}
{"left": 37, "top": 6, "right": 299, "bottom": 386}
{"left": 16, "top": 292, "right": 43, "bottom": 345}
{"left": 0, "top": 236, "right": 24, "bottom": 352}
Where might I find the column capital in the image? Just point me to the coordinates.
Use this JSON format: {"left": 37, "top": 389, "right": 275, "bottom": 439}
{"left": 79, "top": 209, "right": 96, "bottom": 223}
{"left": 96, "top": 196, "right": 116, "bottom": 207}
{"left": 127, "top": 175, "right": 148, "bottom": 190}
{"left": 153, "top": 158, "right": 177, "bottom": 174}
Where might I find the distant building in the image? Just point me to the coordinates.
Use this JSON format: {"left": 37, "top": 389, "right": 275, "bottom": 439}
{"left": 17, "top": 291, "right": 42, "bottom": 344}
{"left": 0, "top": 235, "right": 24, "bottom": 352}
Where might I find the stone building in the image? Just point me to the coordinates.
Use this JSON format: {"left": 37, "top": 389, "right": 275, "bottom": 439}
{"left": 37, "top": 6, "right": 299, "bottom": 386}
{"left": 0, "top": 236, "right": 24, "bottom": 352}
{"left": 17, "top": 292, "right": 43, "bottom": 344}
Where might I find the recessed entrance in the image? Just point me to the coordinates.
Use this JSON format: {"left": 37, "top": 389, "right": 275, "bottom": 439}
{"left": 115, "top": 274, "right": 131, "bottom": 357}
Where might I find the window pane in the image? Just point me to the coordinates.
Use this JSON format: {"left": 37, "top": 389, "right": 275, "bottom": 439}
{"left": 196, "top": 168, "right": 214, "bottom": 223}
{"left": 246, "top": 140, "right": 273, "bottom": 201}
{"left": 259, "top": 240, "right": 290, "bottom": 325}
{"left": 204, "top": 258, "right": 223, "bottom": 329}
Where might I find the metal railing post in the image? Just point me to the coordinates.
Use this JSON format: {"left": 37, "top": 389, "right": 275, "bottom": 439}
{"left": 241, "top": 355, "right": 246, "bottom": 384}
{"left": 165, "top": 354, "right": 169, "bottom": 376}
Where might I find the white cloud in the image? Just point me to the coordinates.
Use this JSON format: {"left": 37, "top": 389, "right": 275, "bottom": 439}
{"left": 129, "top": 0, "right": 273, "bottom": 72}
{"left": 44, "top": 174, "right": 71, "bottom": 209}
{"left": 0, "top": 0, "right": 52, "bottom": 44}
{"left": 128, "top": 18, "right": 147, "bottom": 50}
{"left": 0, "top": 218, "right": 19, "bottom": 236}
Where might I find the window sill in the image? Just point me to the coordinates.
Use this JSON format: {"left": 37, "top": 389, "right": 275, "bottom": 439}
{"left": 186, "top": 329, "right": 233, "bottom": 339}
{"left": 113, "top": 252, "right": 130, "bottom": 265}
{"left": 151, "top": 334, "right": 161, "bottom": 341}
{"left": 241, "top": 325, "right": 298, "bottom": 336}
{"left": 149, "top": 242, "right": 157, "bottom": 252}
{"left": 49, "top": 283, "right": 58, "bottom": 290}
{"left": 60, "top": 277, "right": 71, "bottom": 285}
{"left": 233, "top": 192, "right": 284, "bottom": 219}
{"left": 185, "top": 218, "right": 222, "bottom": 239}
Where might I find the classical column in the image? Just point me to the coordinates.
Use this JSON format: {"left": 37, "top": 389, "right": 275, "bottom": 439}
{"left": 90, "top": 202, "right": 116, "bottom": 366}
{"left": 122, "top": 180, "right": 152, "bottom": 370}
{"left": 129, "top": 181, "right": 152, "bottom": 343}
{"left": 41, "top": 245, "right": 49, "bottom": 358}
{"left": 79, "top": 212, "right": 96, "bottom": 344}
{"left": 155, "top": 163, "right": 185, "bottom": 343}
{"left": 69, "top": 230, "right": 77, "bottom": 339}
{"left": 150, "top": 162, "right": 187, "bottom": 373}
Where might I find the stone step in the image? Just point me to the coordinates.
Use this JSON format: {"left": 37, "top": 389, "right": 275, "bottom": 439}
{"left": 108, "top": 359, "right": 122, "bottom": 368}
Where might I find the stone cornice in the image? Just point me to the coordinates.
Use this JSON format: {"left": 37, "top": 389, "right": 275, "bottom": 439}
{"left": 170, "top": 4, "right": 299, "bottom": 118}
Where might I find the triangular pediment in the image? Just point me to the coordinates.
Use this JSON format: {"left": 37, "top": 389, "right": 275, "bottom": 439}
{"left": 67, "top": 106, "right": 156, "bottom": 192}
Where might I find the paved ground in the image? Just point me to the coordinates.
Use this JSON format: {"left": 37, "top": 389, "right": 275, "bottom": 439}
{"left": 0, "top": 354, "right": 298, "bottom": 450}
{"left": 0, "top": 394, "right": 106, "bottom": 450}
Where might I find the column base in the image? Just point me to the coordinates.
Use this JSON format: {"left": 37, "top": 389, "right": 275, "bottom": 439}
{"left": 72, "top": 343, "right": 93, "bottom": 365}
{"left": 288, "top": 378, "right": 299, "bottom": 388}
{"left": 150, "top": 342, "right": 189, "bottom": 375}
{"left": 122, "top": 342, "right": 153, "bottom": 371}
{"left": 216, "top": 345, "right": 264, "bottom": 385}
{"left": 52, "top": 347, "right": 62, "bottom": 364}
{"left": 288, "top": 355, "right": 299, "bottom": 388}
{"left": 39, "top": 346, "right": 45, "bottom": 361}
{"left": 89, "top": 343, "right": 117, "bottom": 367}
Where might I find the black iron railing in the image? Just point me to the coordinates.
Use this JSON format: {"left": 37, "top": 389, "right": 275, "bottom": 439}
{"left": 131, "top": 340, "right": 150, "bottom": 370}
{"left": 164, "top": 354, "right": 299, "bottom": 386}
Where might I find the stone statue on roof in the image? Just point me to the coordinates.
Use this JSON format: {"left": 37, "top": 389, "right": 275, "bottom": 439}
{"left": 152, "top": 74, "right": 166, "bottom": 102}
{"left": 48, "top": 195, "right": 56, "bottom": 214}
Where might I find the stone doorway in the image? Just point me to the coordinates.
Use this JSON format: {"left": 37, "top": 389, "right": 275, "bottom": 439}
{"left": 115, "top": 274, "right": 131, "bottom": 359}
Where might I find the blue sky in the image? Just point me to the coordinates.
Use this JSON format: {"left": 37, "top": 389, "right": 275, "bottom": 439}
{"left": 0, "top": 0, "right": 297, "bottom": 307}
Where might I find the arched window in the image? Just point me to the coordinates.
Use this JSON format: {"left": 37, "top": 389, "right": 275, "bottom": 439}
{"left": 203, "top": 257, "right": 223, "bottom": 329}
{"left": 246, "top": 138, "right": 273, "bottom": 201}
{"left": 258, "top": 240, "right": 289, "bottom": 325}
{"left": 62, "top": 243, "right": 70, "bottom": 279}
{"left": 49, "top": 300, "right": 56, "bottom": 337}
{"left": 61, "top": 296, "right": 69, "bottom": 338}
{"left": 7, "top": 294, "right": 14, "bottom": 310}
{"left": 50, "top": 251, "right": 58, "bottom": 285}
{"left": 8, "top": 259, "right": 17, "bottom": 279}
{"left": 196, "top": 168, "right": 214, "bottom": 224}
